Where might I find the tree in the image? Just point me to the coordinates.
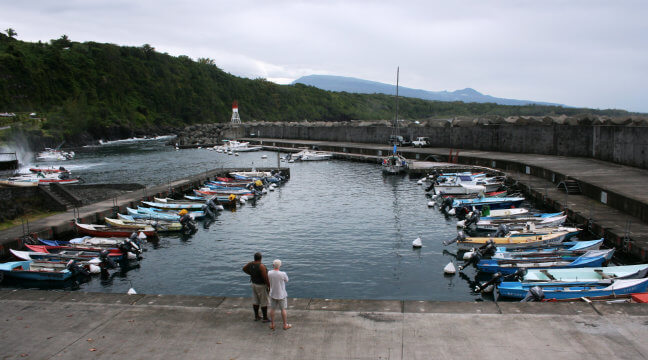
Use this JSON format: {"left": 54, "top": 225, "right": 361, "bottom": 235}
{"left": 5, "top": 28, "right": 17, "bottom": 38}
{"left": 197, "top": 57, "right": 215, "bottom": 66}
{"left": 141, "top": 44, "right": 155, "bottom": 59}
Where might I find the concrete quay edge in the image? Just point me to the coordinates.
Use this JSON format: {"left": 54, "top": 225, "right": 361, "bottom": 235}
{"left": 2, "top": 289, "right": 648, "bottom": 360}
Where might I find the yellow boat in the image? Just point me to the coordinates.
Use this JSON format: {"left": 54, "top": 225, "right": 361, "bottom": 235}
{"left": 449, "top": 231, "right": 569, "bottom": 250}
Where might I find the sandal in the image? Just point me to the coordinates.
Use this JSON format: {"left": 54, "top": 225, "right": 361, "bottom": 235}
{"left": 283, "top": 324, "right": 292, "bottom": 330}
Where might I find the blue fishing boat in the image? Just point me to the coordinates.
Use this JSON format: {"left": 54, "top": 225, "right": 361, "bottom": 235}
{"left": 522, "top": 264, "right": 648, "bottom": 282}
{"left": 479, "top": 211, "right": 564, "bottom": 221}
{"left": 477, "top": 249, "right": 614, "bottom": 274}
{"left": 0, "top": 260, "right": 72, "bottom": 281}
{"left": 497, "top": 278, "right": 648, "bottom": 301}
{"left": 142, "top": 201, "right": 204, "bottom": 210}
{"left": 495, "top": 238, "right": 603, "bottom": 253}
{"left": 452, "top": 196, "right": 525, "bottom": 210}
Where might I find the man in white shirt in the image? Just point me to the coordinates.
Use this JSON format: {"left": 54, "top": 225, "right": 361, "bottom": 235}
{"left": 268, "top": 259, "right": 291, "bottom": 330}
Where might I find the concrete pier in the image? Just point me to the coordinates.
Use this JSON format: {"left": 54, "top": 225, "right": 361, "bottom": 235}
{"left": 248, "top": 138, "right": 648, "bottom": 261}
{"left": 1, "top": 289, "right": 648, "bottom": 359}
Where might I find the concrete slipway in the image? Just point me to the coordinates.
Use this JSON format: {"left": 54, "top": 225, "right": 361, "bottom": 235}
{"left": 1, "top": 289, "right": 648, "bottom": 359}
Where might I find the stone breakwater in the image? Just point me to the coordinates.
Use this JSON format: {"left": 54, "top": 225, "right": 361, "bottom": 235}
{"left": 176, "top": 115, "right": 648, "bottom": 169}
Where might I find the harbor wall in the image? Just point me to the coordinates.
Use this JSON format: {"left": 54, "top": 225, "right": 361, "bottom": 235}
{"left": 229, "top": 121, "right": 648, "bottom": 169}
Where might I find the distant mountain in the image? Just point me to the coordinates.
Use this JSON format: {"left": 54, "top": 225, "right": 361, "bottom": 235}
{"left": 292, "top": 75, "right": 563, "bottom": 107}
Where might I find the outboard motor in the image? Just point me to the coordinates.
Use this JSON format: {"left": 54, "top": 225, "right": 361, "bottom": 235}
{"left": 66, "top": 259, "right": 90, "bottom": 277}
{"left": 440, "top": 197, "right": 454, "bottom": 214}
{"left": 119, "top": 239, "right": 142, "bottom": 261}
{"left": 456, "top": 207, "right": 471, "bottom": 220}
{"left": 474, "top": 272, "right": 503, "bottom": 293}
{"left": 494, "top": 224, "right": 509, "bottom": 237}
{"left": 521, "top": 286, "right": 545, "bottom": 302}
{"left": 202, "top": 204, "right": 216, "bottom": 219}
{"left": 443, "top": 231, "right": 466, "bottom": 246}
{"left": 206, "top": 198, "right": 224, "bottom": 211}
{"left": 99, "top": 249, "right": 117, "bottom": 278}
{"left": 179, "top": 213, "right": 197, "bottom": 235}
{"left": 463, "top": 211, "right": 480, "bottom": 228}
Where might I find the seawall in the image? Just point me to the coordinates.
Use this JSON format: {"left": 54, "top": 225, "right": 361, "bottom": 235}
{"left": 176, "top": 117, "right": 648, "bottom": 170}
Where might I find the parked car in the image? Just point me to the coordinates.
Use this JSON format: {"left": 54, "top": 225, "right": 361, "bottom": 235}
{"left": 389, "top": 135, "right": 411, "bottom": 146}
{"left": 412, "top": 137, "right": 430, "bottom": 147}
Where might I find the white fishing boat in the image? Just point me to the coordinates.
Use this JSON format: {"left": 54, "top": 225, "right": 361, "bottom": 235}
{"left": 36, "top": 148, "right": 75, "bottom": 161}
{"left": 290, "top": 149, "right": 333, "bottom": 161}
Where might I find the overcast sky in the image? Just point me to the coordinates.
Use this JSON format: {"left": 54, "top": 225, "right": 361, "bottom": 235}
{"left": 2, "top": 1, "right": 647, "bottom": 112}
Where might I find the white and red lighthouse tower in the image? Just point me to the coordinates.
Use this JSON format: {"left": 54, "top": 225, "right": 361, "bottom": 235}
{"left": 230, "top": 100, "right": 241, "bottom": 125}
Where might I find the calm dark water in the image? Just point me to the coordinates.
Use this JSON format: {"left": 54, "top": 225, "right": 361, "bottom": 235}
{"left": 16, "top": 139, "right": 501, "bottom": 301}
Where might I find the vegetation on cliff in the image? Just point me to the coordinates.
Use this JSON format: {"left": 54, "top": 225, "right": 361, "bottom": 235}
{"left": 0, "top": 30, "right": 635, "bottom": 146}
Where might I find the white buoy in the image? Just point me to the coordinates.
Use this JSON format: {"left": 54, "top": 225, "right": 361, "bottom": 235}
{"left": 427, "top": 201, "right": 435, "bottom": 207}
{"left": 417, "top": 179, "right": 424, "bottom": 185}
{"left": 262, "top": 188, "right": 268, "bottom": 194}
{"left": 234, "top": 152, "right": 240, "bottom": 156}
{"left": 262, "top": 155, "right": 268, "bottom": 159}
{"left": 127, "top": 287, "right": 137, "bottom": 295}
{"left": 412, "top": 237, "right": 422, "bottom": 248}
{"left": 138, "top": 232, "right": 147, "bottom": 240}
{"left": 288, "top": 159, "right": 294, "bottom": 163}
{"left": 127, "top": 252, "right": 137, "bottom": 260}
{"left": 443, "top": 262, "right": 456, "bottom": 275}
{"left": 216, "top": 205, "right": 224, "bottom": 211}
{"left": 448, "top": 208, "right": 456, "bottom": 216}
{"left": 456, "top": 220, "right": 466, "bottom": 228}
{"left": 240, "top": 197, "right": 247, "bottom": 204}
{"left": 431, "top": 194, "right": 438, "bottom": 200}
{"left": 269, "top": 186, "right": 275, "bottom": 191}
{"left": 463, "top": 250, "right": 475, "bottom": 260}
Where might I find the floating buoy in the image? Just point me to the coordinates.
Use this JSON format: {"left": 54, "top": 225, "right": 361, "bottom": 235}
{"left": 444, "top": 262, "right": 456, "bottom": 275}
{"left": 427, "top": 201, "right": 435, "bottom": 207}
{"left": 127, "top": 287, "right": 137, "bottom": 295}
{"left": 216, "top": 205, "right": 224, "bottom": 211}
{"left": 138, "top": 232, "right": 147, "bottom": 240}
{"left": 127, "top": 252, "right": 137, "bottom": 260}
{"left": 234, "top": 152, "right": 240, "bottom": 156}
{"left": 431, "top": 194, "right": 438, "bottom": 200}
{"left": 262, "top": 155, "right": 268, "bottom": 159}
{"left": 269, "top": 186, "right": 275, "bottom": 191}
{"left": 262, "top": 188, "right": 268, "bottom": 194}
{"left": 412, "top": 237, "right": 422, "bottom": 248}
{"left": 463, "top": 250, "right": 475, "bottom": 260}
{"left": 288, "top": 159, "right": 294, "bottom": 163}
{"left": 456, "top": 220, "right": 466, "bottom": 228}
{"left": 240, "top": 197, "right": 247, "bottom": 204}
{"left": 417, "top": 179, "right": 424, "bottom": 185}
{"left": 448, "top": 208, "right": 456, "bottom": 216}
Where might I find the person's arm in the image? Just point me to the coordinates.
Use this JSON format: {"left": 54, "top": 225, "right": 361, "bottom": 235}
{"left": 242, "top": 262, "right": 251, "bottom": 275}
{"left": 283, "top": 272, "right": 289, "bottom": 283}
{"left": 260, "top": 264, "right": 270, "bottom": 287}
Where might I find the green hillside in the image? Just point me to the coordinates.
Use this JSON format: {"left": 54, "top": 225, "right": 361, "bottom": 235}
{"left": 0, "top": 32, "right": 633, "bottom": 146}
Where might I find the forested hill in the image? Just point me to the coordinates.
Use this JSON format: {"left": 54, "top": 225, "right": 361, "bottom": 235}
{"left": 0, "top": 33, "right": 633, "bottom": 145}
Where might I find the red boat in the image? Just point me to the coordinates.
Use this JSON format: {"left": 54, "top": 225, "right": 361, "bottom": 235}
{"left": 29, "top": 167, "right": 70, "bottom": 174}
{"left": 25, "top": 244, "right": 123, "bottom": 256}
{"left": 75, "top": 222, "right": 157, "bottom": 238}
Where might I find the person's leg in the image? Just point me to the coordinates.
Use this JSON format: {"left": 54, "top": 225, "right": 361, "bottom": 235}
{"left": 253, "top": 305, "right": 260, "bottom": 320}
{"left": 261, "top": 306, "right": 269, "bottom": 321}
{"left": 281, "top": 299, "right": 291, "bottom": 330}
{"left": 270, "top": 299, "right": 275, "bottom": 330}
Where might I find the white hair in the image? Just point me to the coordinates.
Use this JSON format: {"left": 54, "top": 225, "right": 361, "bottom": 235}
{"left": 273, "top": 259, "right": 282, "bottom": 268}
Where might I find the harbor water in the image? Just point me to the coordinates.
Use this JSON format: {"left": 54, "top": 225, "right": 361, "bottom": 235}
{"left": 12, "top": 139, "right": 557, "bottom": 301}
